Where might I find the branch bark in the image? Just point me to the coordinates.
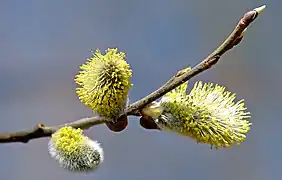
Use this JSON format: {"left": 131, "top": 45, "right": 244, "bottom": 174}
{"left": 0, "top": 116, "right": 105, "bottom": 143}
{"left": 0, "top": 5, "right": 265, "bottom": 143}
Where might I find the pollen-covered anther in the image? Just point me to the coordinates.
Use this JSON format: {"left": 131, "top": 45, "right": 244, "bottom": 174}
{"left": 75, "top": 48, "right": 133, "bottom": 120}
{"left": 48, "top": 126, "right": 104, "bottom": 172}
{"left": 155, "top": 81, "right": 251, "bottom": 148}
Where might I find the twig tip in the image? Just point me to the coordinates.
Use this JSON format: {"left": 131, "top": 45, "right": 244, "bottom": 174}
{"left": 254, "top": 5, "right": 266, "bottom": 14}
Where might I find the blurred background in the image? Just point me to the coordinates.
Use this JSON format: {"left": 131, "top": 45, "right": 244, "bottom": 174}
{"left": 0, "top": 0, "right": 279, "bottom": 180}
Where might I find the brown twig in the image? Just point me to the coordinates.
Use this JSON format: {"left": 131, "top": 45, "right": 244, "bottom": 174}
{"left": 126, "top": 5, "right": 265, "bottom": 115}
{"left": 0, "top": 5, "right": 265, "bottom": 143}
{"left": 0, "top": 116, "right": 105, "bottom": 143}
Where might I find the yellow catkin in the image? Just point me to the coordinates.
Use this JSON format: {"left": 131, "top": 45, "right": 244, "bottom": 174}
{"left": 155, "top": 81, "right": 251, "bottom": 148}
{"left": 75, "top": 48, "right": 132, "bottom": 120}
{"left": 48, "top": 126, "right": 104, "bottom": 172}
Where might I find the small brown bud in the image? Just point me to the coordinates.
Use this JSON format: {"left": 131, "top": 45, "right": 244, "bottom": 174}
{"left": 105, "top": 114, "right": 128, "bottom": 132}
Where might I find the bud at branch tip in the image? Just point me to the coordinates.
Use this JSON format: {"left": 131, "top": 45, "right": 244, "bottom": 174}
{"left": 254, "top": 5, "right": 266, "bottom": 14}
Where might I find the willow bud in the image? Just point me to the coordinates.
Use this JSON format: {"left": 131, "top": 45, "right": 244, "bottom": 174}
{"left": 48, "top": 126, "right": 104, "bottom": 172}
{"left": 75, "top": 48, "right": 133, "bottom": 120}
{"left": 153, "top": 81, "right": 251, "bottom": 148}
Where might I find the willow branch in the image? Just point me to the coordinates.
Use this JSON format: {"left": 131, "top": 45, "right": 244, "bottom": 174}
{"left": 0, "top": 116, "right": 105, "bottom": 143}
{"left": 0, "top": 5, "right": 265, "bottom": 143}
{"left": 126, "top": 5, "right": 266, "bottom": 115}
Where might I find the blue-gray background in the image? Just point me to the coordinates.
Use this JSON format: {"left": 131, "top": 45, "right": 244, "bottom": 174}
{"left": 0, "top": 0, "right": 279, "bottom": 180}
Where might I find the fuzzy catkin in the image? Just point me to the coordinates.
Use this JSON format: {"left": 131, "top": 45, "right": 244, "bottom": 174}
{"left": 48, "top": 126, "right": 104, "bottom": 172}
{"left": 75, "top": 48, "right": 132, "bottom": 120}
{"left": 154, "top": 81, "right": 251, "bottom": 148}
